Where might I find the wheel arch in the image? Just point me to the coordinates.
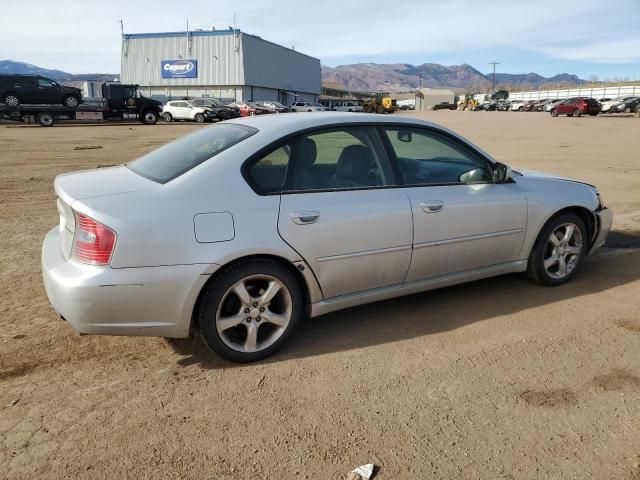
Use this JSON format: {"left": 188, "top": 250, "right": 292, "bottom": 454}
{"left": 527, "top": 205, "right": 596, "bottom": 258}
{"left": 188, "top": 253, "right": 321, "bottom": 335}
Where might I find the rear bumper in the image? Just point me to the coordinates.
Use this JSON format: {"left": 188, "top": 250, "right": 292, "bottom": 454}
{"left": 41, "top": 228, "right": 214, "bottom": 338}
{"left": 589, "top": 207, "right": 613, "bottom": 255}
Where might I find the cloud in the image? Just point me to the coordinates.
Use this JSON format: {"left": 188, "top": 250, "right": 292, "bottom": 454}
{"left": 536, "top": 39, "right": 640, "bottom": 64}
{"left": 0, "top": 0, "right": 638, "bottom": 73}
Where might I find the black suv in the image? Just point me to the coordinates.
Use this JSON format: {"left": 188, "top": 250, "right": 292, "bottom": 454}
{"left": 189, "top": 98, "right": 240, "bottom": 120}
{"left": 0, "top": 75, "right": 83, "bottom": 108}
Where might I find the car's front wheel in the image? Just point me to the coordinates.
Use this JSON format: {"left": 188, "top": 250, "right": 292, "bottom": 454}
{"left": 63, "top": 95, "right": 79, "bottom": 108}
{"left": 573, "top": 108, "right": 582, "bottom": 117}
{"left": 550, "top": 109, "right": 558, "bottom": 117}
{"left": 527, "top": 213, "right": 588, "bottom": 286}
{"left": 198, "top": 259, "right": 305, "bottom": 362}
{"left": 194, "top": 113, "right": 205, "bottom": 123}
{"left": 163, "top": 112, "right": 173, "bottom": 122}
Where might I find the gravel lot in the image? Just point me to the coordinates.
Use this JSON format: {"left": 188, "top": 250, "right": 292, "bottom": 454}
{"left": 1, "top": 112, "right": 639, "bottom": 479}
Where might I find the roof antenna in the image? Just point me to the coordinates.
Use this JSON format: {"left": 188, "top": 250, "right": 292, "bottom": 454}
{"left": 119, "top": 19, "right": 124, "bottom": 35}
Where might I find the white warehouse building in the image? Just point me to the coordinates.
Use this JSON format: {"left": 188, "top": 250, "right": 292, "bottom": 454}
{"left": 120, "top": 29, "right": 321, "bottom": 104}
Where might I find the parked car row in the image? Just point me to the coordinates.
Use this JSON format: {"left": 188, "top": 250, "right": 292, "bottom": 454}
{"left": 161, "top": 98, "right": 335, "bottom": 123}
{"left": 474, "top": 96, "right": 640, "bottom": 117}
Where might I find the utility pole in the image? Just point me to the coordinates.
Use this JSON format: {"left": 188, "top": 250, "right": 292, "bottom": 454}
{"left": 489, "top": 61, "right": 500, "bottom": 92}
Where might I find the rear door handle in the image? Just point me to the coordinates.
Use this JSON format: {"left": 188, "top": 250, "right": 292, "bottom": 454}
{"left": 419, "top": 201, "right": 444, "bottom": 213}
{"left": 290, "top": 210, "right": 320, "bottom": 225}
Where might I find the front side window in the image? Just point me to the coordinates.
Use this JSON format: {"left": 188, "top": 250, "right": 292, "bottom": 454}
{"left": 289, "top": 127, "right": 393, "bottom": 191}
{"left": 128, "top": 124, "right": 257, "bottom": 183}
{"left": 383, "top": 127, "right": 494, "bottom": 185}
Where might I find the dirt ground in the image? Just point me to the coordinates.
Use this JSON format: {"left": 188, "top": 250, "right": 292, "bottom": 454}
{"left": 1, "top": 112, "right": 639, "bottom": 480}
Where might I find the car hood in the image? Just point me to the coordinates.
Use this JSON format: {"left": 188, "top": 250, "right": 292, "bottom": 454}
{"left": 54, "top": 165, "right": 156, "bottom": 205}
{"left": 516, "top": 169, "right": 596, "bottom": 188}
{"left": 61, "top": 85, "right": 81, "bottom": 94}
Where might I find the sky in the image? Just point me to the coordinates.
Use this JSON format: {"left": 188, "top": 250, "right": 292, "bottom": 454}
{"left": 1, "top": 0, "right": 639, "bottom": 80}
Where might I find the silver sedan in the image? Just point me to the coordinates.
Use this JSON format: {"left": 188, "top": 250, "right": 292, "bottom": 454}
{"left": 42, "top": 113, "right": 613, "bottom": 362}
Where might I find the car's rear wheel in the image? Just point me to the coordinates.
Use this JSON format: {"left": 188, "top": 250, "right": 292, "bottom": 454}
{"left": 218, "top": 111, "right": 229, "bottom": 121}
{"left": 198, "top": 259, "right": 304, "bottom": 362}
{"left": 194, "top": 113, "right": 205, "bottom": 123}
{"left": 624, "top": 107, "right": 631, "bottom": 113}
{"left": 550, "top": 109, "right": 558, "bottom": 117}
{"left": 63, "top": 95, "right": 79, "bottom": 108}
{"left": 573, "top": 109, "right": 581, "bottom": 117}
{"left": 527, "top": 213, "right": 588, "bottom": 286}
{"left": 3, "top": 93, "right": 20, "bottom": 107}
{"left": 163, "top": 112, "right": 173, "bottom": 122}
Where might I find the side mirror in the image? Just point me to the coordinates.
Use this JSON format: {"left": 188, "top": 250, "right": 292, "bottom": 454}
{"left": 494, "top": 162, "right": 513, "bottom": 183}
{"left": 397, "top": 130, "right": 412, "bottom": 142}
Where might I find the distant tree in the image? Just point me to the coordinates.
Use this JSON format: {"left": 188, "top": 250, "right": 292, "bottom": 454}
{"left": 588, "top": 74, "right": 599, "bottom": 82}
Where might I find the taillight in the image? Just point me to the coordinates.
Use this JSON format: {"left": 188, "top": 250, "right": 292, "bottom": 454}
{"left": 71, "top": 212, "right": 117, "bottom": 265}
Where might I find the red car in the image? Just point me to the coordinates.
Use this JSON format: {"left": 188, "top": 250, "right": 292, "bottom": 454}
{"left": 522, "top": 100, "right": 538, "bottom": 112}
{"left": 228, "top": 102, "right": 256, "bottom": 117}
{"left": 550, "top": 97, "right": 600, "bottom": 117}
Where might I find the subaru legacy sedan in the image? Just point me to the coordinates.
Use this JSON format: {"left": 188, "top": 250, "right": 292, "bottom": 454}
{"left": 42, "top": 113, "right": 612, "bottom": 362}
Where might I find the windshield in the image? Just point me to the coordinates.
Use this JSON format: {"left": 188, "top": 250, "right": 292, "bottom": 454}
{"left": 127, "top": 124, "right": 257, "bottom": 183}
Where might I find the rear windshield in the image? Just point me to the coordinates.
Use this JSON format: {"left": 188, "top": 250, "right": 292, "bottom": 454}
{"left": 127, "top": 123, "right": 257, "bottom": 183}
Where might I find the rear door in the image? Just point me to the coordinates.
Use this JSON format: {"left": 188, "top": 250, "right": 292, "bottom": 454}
{"left": 247, "top": 125, "right": 413, "bottom": 299}
{"left": 381, "top": 125, "right": 527, "bottom": 281}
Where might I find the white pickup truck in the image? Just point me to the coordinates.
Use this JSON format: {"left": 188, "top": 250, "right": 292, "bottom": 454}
{"left": 332, "top": 101, "right": 363, "bottom": 112}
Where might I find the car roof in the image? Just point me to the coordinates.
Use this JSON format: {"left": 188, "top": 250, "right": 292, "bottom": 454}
{"left": 224, "top": 112, "right": 497, "bottom": 162}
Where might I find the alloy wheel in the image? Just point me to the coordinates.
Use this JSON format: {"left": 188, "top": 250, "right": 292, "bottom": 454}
{"left": 4, "top": 95, "right": 19, "bottom": 107}
{"left": 215, "top": 275, "right": 292, "bottom": 353}
{"left": 543, "top": 223, "right": 583, "bottom": 279}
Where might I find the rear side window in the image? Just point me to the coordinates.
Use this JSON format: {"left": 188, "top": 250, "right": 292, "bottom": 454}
{"left": 127, "top": 124, "right": 257, "bottom": 183}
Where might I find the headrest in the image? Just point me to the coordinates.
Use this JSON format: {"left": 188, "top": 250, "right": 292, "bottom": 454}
{"left": 291, "top": 138, "right": 317, "bottom": 168}
{"left": 336, "top": 145, "right": 373, "bottom": 180}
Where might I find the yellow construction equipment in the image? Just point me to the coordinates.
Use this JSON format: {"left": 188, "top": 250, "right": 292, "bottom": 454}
{"left": 362, "top": 93, "right": 398, "bottom": 114}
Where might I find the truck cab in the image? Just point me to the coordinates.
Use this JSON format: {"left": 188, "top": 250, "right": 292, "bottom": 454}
{"left": 101, "top": 83, "right": 163, "bottom": 124}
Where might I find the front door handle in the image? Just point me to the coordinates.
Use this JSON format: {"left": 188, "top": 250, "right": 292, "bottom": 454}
{"left": 419, "top": 201, "right": 444, "bottom": 213}
{"left": 290, "top": 210, "right": 320, "bottom": 225}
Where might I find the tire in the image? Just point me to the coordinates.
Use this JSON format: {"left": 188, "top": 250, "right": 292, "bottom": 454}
{"left": 550, "top": 109, "right": 558, "bottom": 117}
{"left": 36, "top": 112, "right": 55, "bottom": 127}
{"left": 527, "top": 213, "right": 588, "bottom": 287}
{"left": 376, "top": 105, "right": 386, "bottom": 114}
{"left": 518, "top": 107, "right": 523, "bottom": 111}
{"left": 573, "top": 109, "right": 581, "bottom": 117}
{"left": 163, "top": 112, "right": 173, "bottom": 122}
{"left": 624, "top": 107, "right": 631, "bottom": 113}
{"left": 194, "top": 113, "right": 205, "bottom": 123}
{"left": 198, "top": 259, "right": 305, "bottom": 362}
{"left": 3, "top": 93, "right": 20, "bottom": 108}
{"left": 140, "top": 110, "right": 158, "bottom": 125}
{"left": 63, "top": 95, "right": 79, "bottom": 108}
{"left": 217, "top": 111, "right": 229, "bottom": 121}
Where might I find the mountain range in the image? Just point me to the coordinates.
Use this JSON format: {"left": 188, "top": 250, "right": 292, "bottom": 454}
{"left": 0, "top": 60, "right": 118, "bottom": 82}
{"left": 1, "top": 59, "right": 585, "bottom": 93}
{"left": 322, "top": 63, "right": 585, "bottom": 92}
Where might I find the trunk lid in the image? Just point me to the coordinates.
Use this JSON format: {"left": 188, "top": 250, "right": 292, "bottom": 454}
{"left": 54, "top": 165, "right": 155, "bottom": 259}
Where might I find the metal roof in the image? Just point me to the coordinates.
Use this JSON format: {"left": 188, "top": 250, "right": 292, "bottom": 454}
{"left": 123, "top": 29, "right": 240, "bottom": 39}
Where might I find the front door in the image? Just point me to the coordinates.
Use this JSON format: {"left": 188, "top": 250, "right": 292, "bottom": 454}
{"left": 35, "top": 77, "right": 60, "bottom": 103}
{"left": 380, "top": 125, "right": 527, "bottom": 281}
{"left": 263, "top": 126, "right": 413, "bottom": 299}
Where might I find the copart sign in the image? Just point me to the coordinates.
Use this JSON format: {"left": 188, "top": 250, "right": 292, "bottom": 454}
{"left": 161, "top": 60, "right": 198, "bottom": 78}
